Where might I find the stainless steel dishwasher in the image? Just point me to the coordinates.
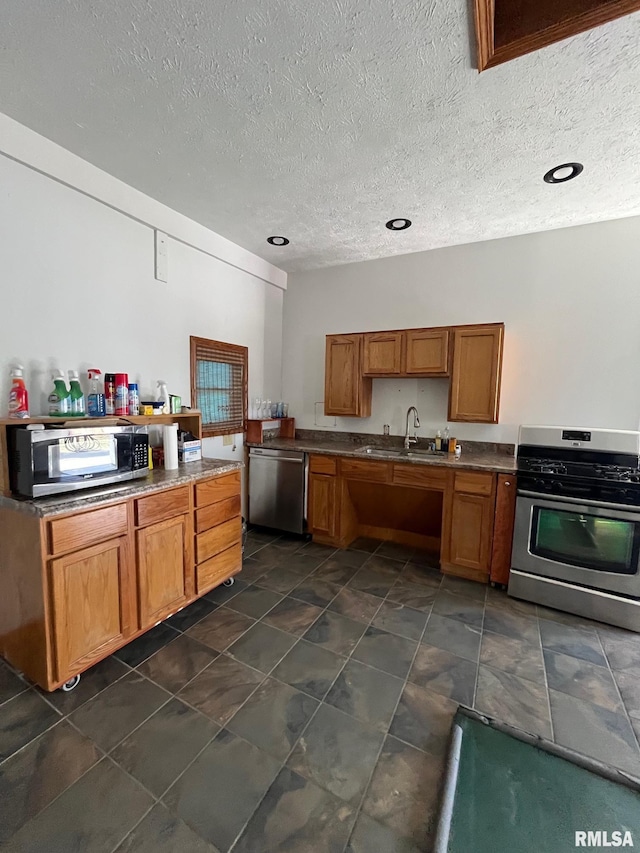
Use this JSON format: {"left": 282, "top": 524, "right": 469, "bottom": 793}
{"left": 248, "top": 448, "right": 307, "bottom": 534}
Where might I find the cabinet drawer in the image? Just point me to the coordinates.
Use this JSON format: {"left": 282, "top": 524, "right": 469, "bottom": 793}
{"left": 49, "top": 502, "right": 128, "bottom": 555}
{"left": 391, "top": 464, "right": 448, "bottom": 491}
{"left": 195, "top": 472, "right": 241, "bottom": 507}
{"left": 309, "top": 455, "right": 337, "bottom": 475}
{"left": 196, "top": 543, "right": 242, "bottom": 594}
{"left": 454, "top": 471, "right": 494, "bottom": 496}
{"left": 196, "top": 516, "right": 241, "bottom": 564}
{"left": 136, "top": 486, "right": 190, "bottom": 527}
{"left": 340, "top": 458, "right": 389, "bottom": 483}
{"left": 196, "top": 495, "right": 241, "bottom": 534}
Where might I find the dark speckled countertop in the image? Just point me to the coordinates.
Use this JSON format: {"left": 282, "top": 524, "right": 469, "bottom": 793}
{"left": 0, "top": 458, "right": 243, "bottom": 517}
{"left": 246, "top": 433, "right": 516, "bottom": 475}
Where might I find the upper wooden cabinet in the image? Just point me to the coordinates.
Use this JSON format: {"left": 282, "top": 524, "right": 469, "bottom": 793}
{"left": 405, "top": 328, "right": 449, "bottom": 375}
{"left": 325, "top": 334, "right": 372, "bottom": 417}
{"left": 325, "top": 322, "right": 503, "bottom": 421}
{"left": 448, "top": 324, "right": 504, "bottom": 424}
{"left": 362, "top": 328, "right": 450, "bottom": 377}
{"left": 363, "top": 332, "right": 403, "bottom": 375}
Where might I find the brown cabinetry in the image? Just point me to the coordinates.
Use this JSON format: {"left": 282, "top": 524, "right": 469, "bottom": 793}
{"left": 306, "top": 454, "right": 513, "bottom": 588}
{"left": 50, "top": 535, "right": 134, "bottom": 683}
{"left": 0, "top": 468, "right": 241, "bottom": 691}
{"left": 362, "top": 328, "right": 450, "bottom": 377}
{"left": 490, "top": 473, "right": 517, "bottom": 587}
{"left": 137, "top": 514, "right": 189, "bottom": 628}
{"left": 324, "top": 323, "right": 502, "bottom": 421}
{"left": 448, "top": 324, "right": 504, "bottom": 423}
{"left": 404, "top": 328, "right": 450, "bottom": 375}
{"left": 363, "top": 332, "right": 404, "bottom": 375}
{"left": 308, "top": 473, "right": 337, "bottom": 539}
{"left": 193, "top": 473, "right": 242, "bottom": 596}
{"left": 442, "top": 470, "right": 496, "bottom": 582}
{"left": 324, "top": 334, "right": 372, "bottom": 417}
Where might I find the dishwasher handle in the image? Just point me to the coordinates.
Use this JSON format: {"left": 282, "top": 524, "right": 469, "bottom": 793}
{"left": 249, "top": 450, "right": 305, "bottom": 464}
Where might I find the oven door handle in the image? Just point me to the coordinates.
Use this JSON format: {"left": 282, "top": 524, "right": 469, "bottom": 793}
{"left": 517, "top": 489, "right": 639, "bottom": 514}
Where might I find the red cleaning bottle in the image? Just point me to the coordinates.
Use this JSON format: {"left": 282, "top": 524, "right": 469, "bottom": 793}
{"left": 8, "top": 365, "right": 29, "bottom": 418}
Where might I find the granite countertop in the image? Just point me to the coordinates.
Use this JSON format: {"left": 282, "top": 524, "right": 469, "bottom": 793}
{"left": 246, "top": 436, "right": 517, "bottom": 474}
{"left": 0, "top": 458, "right": 243, "bottom": 518}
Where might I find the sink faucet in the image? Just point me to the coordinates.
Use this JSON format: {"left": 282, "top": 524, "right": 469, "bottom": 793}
{"left": 404, "top": 407, "right": 420, "bottom": 449}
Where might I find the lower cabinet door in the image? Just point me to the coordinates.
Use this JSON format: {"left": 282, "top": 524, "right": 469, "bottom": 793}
{"left": 50, "top": 535, "right": 133, "bottom": 682}
{"left": 137, "top": 514, "right": 189, "bottom": 628}
{"left": 308, "top": 473, "right": 337, "bottom": 538}
{"left": 447, "top": 492, "right": 494, "bottom": 575}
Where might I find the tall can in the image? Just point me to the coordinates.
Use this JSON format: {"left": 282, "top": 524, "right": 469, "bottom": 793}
{"left": 115, "top": 373, "right": 129, "bottom": 416}
{"left": 104, "top": 373, "right": 116, "bottom": 416}
{"left": 128, "top": 383, "right": 140, "bottom": 416}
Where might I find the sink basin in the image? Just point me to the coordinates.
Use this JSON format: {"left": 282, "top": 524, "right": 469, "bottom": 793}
{"left": 354, "top": 447, "right": 407, "bottom": 458}
{"left": 354, "top": 446, "right": 447, "bottom": 459}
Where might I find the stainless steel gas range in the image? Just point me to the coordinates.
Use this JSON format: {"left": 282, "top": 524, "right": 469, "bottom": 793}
{"left": 509, "top": 425, "right": 640, "bottom": 632}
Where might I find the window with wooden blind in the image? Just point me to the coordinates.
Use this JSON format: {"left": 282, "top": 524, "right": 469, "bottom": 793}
{"left": 190, "top": 336, "right": 248, "bottom": 437}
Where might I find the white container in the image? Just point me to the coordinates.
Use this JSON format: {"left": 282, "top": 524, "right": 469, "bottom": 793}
{"left": 163, "top": 423, "right": 179, "bottom": 470}
{"left": 157, "top": 380, "right": 170, "bottom": 415}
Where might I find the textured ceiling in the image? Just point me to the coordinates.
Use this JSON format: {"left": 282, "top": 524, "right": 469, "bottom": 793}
{"left": 1, "top": 1, "right": 640, "bottom": 272}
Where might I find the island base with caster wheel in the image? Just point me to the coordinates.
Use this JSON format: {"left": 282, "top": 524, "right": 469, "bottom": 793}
{"left": 0, "top": 464, "right": 243, "bottom": 693}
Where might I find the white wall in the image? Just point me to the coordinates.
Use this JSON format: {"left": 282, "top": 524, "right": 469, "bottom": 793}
{"left": 282, "top": 217, "right": 640, "bottom": 445}
{"left": 1, "top": 131, "right": 285, "bottom": 463}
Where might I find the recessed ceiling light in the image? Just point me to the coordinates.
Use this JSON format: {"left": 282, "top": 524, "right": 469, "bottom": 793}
{"left": 385, "top": 218, "right": 412, "bottom": 231}
{"left": 267, "top": 236, "right": 289, "bottom": 246}
{"left": 543, "top": 163, "right": 584, "bottom": 184}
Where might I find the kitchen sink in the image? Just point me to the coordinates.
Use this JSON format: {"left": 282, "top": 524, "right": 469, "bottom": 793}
{"left": 354, "top": 446, "right": 447, "bottom": 459}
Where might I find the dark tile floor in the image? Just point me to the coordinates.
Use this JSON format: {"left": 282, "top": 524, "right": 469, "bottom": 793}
{"left": 2, "top": 530, "right": 640, "bottom": 851}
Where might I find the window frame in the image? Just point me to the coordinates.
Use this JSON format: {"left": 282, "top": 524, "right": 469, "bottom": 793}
{"left": 190, "top": 335, "right": 248, "bottom": 438}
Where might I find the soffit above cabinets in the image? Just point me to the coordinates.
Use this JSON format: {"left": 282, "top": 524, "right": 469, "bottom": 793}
{"left": 2, "top": 1, "right": 640, "bottom": 271}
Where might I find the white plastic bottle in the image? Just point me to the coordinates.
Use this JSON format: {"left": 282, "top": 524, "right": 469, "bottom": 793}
{"left": 157, "top": 380, "right": 170, "bottom": 415}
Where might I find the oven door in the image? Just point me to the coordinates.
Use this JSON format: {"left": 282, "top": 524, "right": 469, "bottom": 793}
{"left": 512, "top": 492, "right": 640, "bottom": 597}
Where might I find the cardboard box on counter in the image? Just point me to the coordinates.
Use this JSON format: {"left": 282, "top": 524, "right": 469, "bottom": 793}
{"left": 179, "top": 438, "right": 202, "bottom": 462}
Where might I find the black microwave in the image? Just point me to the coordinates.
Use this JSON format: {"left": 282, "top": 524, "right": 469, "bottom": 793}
{"left": 9, "top": 425, "right": 149, "bottom": 498}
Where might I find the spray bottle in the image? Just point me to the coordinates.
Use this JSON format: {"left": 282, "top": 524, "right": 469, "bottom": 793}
{"left": 157, "top": 380, "right": 170, "bottom": 415}
{"left": 87, "top": 369, "right": 106, "bottom": 417}
{"left": 68, "top": 370, "right": 86, "bottom": 416}
{"left": 8, "top": 365, "right": 29, "bottom": 418}
{"left": 49, "top": 371, "right": 71, "bottom": 417}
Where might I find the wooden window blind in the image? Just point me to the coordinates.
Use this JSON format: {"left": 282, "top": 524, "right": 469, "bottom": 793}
{"left": 190, "top": 336, "right": 248, "bottom": 437}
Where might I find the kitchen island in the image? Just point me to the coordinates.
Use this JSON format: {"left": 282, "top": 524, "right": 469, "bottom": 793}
{"left": 0, "top": 459, "right": 243, "bottom": 691}
{"left": 248, "top": 433, "right": 516, "bottom": 588}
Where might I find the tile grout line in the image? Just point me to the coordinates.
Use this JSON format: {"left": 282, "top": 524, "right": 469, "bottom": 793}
{"left": 343, "top": 582, "right": 440, "bottom": 851}
{"left": 598, "top": 635, "right": 640, "bottom": 757}
{"left": 534, "top": 608, "right": 556, "bottom": 743}
{"left": 225, "top": 626, "right": 354, "bottom": 853}
{"left": 470, "top": 586, "right": 485, "bottom": 711}
{"left": 222, "top": 540, "right": 413, "bottom": 851}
